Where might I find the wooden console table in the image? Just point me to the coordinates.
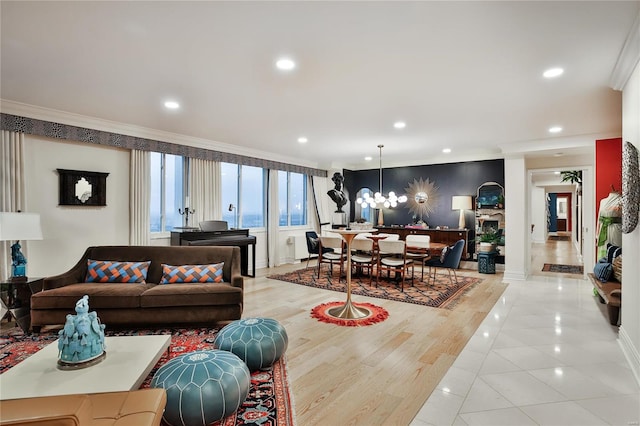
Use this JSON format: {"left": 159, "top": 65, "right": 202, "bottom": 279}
{"left": 375, "top": 226, "right": 470, "bottom": 260}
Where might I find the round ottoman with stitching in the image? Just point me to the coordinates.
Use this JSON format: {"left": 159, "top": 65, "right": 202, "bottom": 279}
{"left": 214, "top": 317, "right": 288, "bottom": 371}
{"left": 150, "top": 350, "right": 250, "bottom": 426}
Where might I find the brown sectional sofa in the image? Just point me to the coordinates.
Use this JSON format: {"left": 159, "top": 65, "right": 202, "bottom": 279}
{"left": 31, "top": 246, "right": 244, "bottom": 332}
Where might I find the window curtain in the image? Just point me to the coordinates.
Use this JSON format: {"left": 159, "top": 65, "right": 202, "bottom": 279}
{"left": 0, "top": 130, "right": 26, "bottom": 281}
{"left": 312, "top": 175, "right": 332, "bottom": 233}
{"left": 308, "top": 175, "right": 320, "bottom": 232}
{"left": 267, "top": 169, "right": 280, "bottom": 267}
{"left": 188, "top": 158, "right": 221, "bottom": 227}
{"left": 129, "top": 150, "right": 150, "bottom": 245}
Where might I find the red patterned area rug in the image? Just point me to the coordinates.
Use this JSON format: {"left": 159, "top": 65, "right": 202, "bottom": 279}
{"left": 0, "top": 327, "right": 295, "bottom": 426}
{"left": 268, "top": 267, "right": 482, "bottom": 309}
{"left": 310, "top": 301, "right": 389, "bottom": 327}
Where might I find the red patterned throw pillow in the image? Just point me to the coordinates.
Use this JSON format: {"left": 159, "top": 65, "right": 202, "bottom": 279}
{"left": 86, "top": 259, "right": 150, "bottom": 283}
{"left": 160, "top": 263, "right": 224, "bottom": 284}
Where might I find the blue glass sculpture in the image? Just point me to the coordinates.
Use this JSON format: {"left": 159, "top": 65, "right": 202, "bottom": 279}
{"left": 57, "top": 295, "right": 106, "bottom": 369}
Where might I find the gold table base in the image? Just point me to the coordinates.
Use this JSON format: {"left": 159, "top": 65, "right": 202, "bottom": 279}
{"left": 327, "top": 300, "right": 371, "bottom": 319}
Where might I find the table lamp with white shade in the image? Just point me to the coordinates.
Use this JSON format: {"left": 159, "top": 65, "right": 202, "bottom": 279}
{"left": 0, "top": 212, "right": 43, "bottom": 281}
{"left": 451, "top": 196, "right": 472, "bottom": 229}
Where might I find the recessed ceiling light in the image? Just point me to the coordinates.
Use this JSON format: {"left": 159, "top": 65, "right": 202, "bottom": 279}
{"left": 164, "top": 101, "right": 180, "bottom": 109}
{"left": 364, "top": 156, "right": 372, "bottom": 161}
{"left": 276, "top": 58, "right": 296, "bottom": 71}
{"left": 554, "top": 171, "right": 561, "bottom": 175}
{"left": 393, "top": 121, "right": 406, "bottom": 129}
{"left": 549, "top": 126, "right": 563, "bottom": 133}
{"left": 442, "top": 148, "right": 451, "bottom": 153}
{"left": 297, "top": 137, "right": 308, "bottom": 143}
{"left": 543, "top": 68, "right": 564, "bottom": 78}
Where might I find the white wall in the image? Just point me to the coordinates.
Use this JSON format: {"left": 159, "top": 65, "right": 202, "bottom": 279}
{"left": 530, "top": 186, "right": 546, "bottom": 243}
{"left": 504, "top": 155, "right": 528, "bottom": 280}
{"left": 24, "top": 136, "right": 130, "bottom": 277}
{"left": 20, "top": 135, "right": 315, "bottom": 277}
{"left": 620, "top": 60, "right": 640, "bottom": 385}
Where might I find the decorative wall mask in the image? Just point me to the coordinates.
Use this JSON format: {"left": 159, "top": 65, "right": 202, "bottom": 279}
{"left": 622, "top": 141, "right": 639, "bottom": 234}
{"left": 404, "top": 178, "right": 439, "bottom": 222}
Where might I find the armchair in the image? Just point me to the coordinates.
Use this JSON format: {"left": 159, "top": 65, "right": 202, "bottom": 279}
{"left": 425, "top": 239, "right": 465, "bottom": 285}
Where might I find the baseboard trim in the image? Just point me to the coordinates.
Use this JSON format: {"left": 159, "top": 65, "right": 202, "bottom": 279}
{"left": 618, "top": 325, "right": 640, "bottom": 387}
{"left": 503, "top": 270, "right": 527, "bottom": 281}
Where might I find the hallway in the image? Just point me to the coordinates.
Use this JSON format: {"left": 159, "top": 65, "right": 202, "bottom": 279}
{"left": 531, "top": 231, "right": 584, "bottom": 280}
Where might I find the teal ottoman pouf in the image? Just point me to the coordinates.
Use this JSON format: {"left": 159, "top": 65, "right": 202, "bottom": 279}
{"left": 151, "top": 350, "right": 250, "bottom": 426}
{"left": 214, "top": 317, "right": 288, "bottom": 371}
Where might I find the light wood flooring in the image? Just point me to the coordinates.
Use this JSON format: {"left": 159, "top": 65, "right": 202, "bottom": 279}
{"left": 245, "top": 263, "right": 507, "bottom": 425}
{"left": 530, "top": 231, "right": 584, "bottom": 280}
{"left": 1, "top": 233, "right": 582, "bottom": 424}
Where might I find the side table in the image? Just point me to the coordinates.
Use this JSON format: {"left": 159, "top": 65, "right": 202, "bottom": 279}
{"left": 0, "top": 277, "right": 43, "bottom": 332}
{"left": 477, "top": 251, "right": 498, "bottom": 274}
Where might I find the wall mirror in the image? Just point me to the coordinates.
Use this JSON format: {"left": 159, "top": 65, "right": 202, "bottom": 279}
{"left": 75, "top": 177, "right": 92, "bottom": 203}
{"left": 476, "top": 181, "right": 504, "bottom": 208}
{"left": 58, "top": 169, "right": 109, "bottom": 206}
{"left": 404, "top": 177, "right": 439, "bottom": 223}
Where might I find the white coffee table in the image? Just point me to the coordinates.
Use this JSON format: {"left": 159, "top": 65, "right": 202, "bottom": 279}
{"left": 0, "top": 335, "right": 171, "bottom": 400}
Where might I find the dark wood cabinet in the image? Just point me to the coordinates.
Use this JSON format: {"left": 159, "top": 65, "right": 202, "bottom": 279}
{"left": 375, "top": 227, "right": 470, "bottom": 259}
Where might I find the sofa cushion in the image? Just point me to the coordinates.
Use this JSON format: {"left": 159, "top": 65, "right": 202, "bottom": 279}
{"left": 141, "top": 283, "right": 242, "bottom": 308}
{"left": 159, "top": 263, "right": 224, "bottom": 284}
{"left": 86, "top": 260, "right": 150, "bottom": 283}
{"left": 31, "top": 283, "right": 154, "bottom": 310}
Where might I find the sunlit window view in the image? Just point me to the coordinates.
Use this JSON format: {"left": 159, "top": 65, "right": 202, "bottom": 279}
{"left": 221, "top": 163, "right": 239, "bottom": 228}
{"left": 278, "top": 171, "right": 307, "bottom": 226}
{"left": 221, "top": 163, "right": 266, "bottom": 229}
{"left": 240, "top": 165, "right": 265, "bottom": 228}
{"left": 152, "top": 159, "right": 305, "bottom": 231}
{"left": 150, "top": 152, "right": 184, "bottom": 232}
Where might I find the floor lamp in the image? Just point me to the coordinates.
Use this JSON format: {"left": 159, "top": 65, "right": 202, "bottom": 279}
{"left": 452, "top": 196, "right": 472, "bottom": 229}
{"left": 0, "top": 212, "right": 43, "bottom": 281}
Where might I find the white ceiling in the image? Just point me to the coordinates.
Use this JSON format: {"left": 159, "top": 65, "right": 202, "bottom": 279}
{"left": 1, "top": 1, "right": 638, "bottom": 171}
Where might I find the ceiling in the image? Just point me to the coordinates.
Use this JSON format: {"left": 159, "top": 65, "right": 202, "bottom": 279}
{"left": 1, "top": 1, "right": 638, "bottom": 171}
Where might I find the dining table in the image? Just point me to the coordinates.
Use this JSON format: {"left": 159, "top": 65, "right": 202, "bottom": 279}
{"left": 325, "top": 228, "right": 378, "bottom": 319}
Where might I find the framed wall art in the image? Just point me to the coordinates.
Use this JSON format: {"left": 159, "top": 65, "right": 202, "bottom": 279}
{"left": 57, "top": 168, "right": 109, "bottom": 206}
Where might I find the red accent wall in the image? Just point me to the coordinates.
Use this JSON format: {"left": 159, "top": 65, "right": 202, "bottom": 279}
{"left": 595, "top": 138, "right": 622, "bottom": 205}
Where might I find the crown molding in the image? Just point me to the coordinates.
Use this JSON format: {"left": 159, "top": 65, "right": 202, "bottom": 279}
{"left": 610, "top": 9, "right": 640, "bottom": 91}
{"left": 499, "top": 132, "right": 619, "bottom": 156}
{"left": 0, "top": 99, "right": 321, "bottom": 170}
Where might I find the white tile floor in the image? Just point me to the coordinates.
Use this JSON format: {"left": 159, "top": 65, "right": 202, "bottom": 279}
{"left": 411, "top": 275, "right": 640, "bottom": 426}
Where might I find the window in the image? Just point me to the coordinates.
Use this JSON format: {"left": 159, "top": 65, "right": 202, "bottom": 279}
{"left": 150, "top": 152, "right": 184, "bottom": 232}
{"left": 355, "top": 188, "right": 375, "bottom": 224}
{"left": 278, "top": 171, "right": 307, "bottom": 226}
{"left": 221, "top": 163, "right": 266, "bottom": 228}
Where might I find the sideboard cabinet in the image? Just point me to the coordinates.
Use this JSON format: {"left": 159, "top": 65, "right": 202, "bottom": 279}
{"left": 375, "top": 226, "right": 470, "bottom": 259}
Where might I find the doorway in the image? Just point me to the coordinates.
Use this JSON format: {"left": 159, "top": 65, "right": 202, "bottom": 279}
{"left": 528, "top": 166, "right": 594, "bottom": 278}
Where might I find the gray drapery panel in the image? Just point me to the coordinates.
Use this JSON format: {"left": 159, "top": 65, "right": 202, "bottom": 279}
{"left": 129, "top": 150, "right": 151, "bottom": 245}
{"left": 0, "top": 130, "right": 26, "bottom": 280}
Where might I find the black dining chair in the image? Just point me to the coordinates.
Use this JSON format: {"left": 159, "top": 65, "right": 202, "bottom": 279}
{"left": 305, "top": 231, "right": 333, "bottom": 267}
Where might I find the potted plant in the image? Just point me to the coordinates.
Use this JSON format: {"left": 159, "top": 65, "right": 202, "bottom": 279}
{"left": 497, "top": 194, "right": 504, "bottom": 209}
{"left": 560, "top": 170, "right": 582, "bottom": 195}
{"left": 479, "top": 228, "right": 498, "bottom": 252}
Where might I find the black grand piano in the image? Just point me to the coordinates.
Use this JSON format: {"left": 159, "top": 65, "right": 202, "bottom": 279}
{"left": 170, "top": 221, "right": 256, "bottom": 277}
